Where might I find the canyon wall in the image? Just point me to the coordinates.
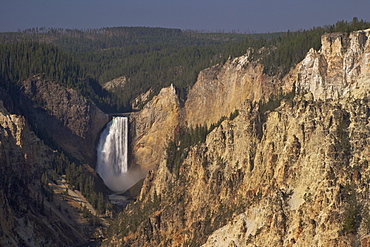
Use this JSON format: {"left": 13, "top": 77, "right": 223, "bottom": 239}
{"left": 185, "top": 55, "right": 291, "bottom": 128}
{"left": 129, "top": 84, "right": 180, "bottom": 171}
{"left": 19, "top": 75, "right": 109, "bottom": 163}
{"left": 129, "top": 53, "right": 293, "bottom": 172}
{"left": 0, "top": 99, "right": 90, "bottom": 246}
{"left": 106, "top": 29, "right": 370, "bottom": 246}
{"left": 296, "top": 28, "right": 370, "bottom": 100}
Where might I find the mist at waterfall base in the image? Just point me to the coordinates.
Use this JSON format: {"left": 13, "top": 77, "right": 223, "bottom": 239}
{"left": 96, "top": 117, "right": 144, "bottom": 193}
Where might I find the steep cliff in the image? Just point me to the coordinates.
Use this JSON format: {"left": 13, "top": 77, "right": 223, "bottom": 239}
{"left": 105, "top": 29, "right": 370, "bottom": 246}
{"left": 129, "top": 54, "right": 292, "bottom": 172}
{"left": 129, "top": 84, "right": 180, "bottom": 171}
{"left": 185, "top": 55, "right": 290, "bottom": 127}
{"left": 296, "top": 28, "right": 370, "bottom": 100}
{"left": 19, "top": 75, "right": 109, "bottom": 163}
{"left": 0, "top": 73, "right": 113, "bottom": 245}
{"left": 200, "top": 98, "right": 369, "bottom": 247}
{"left": 0, "top": 99, "right": 90, "bottom": 246}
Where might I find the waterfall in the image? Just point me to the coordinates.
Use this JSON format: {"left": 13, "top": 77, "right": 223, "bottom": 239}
{"left": 96, "top": 117, "right": 129, "bottom": 192}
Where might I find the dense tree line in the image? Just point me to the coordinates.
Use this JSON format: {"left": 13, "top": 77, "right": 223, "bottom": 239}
{"left": 0, "top": 27, "right": 274, "bottom": 110}
{"left": 0, "top": 41, "right": 80, "bottom": 83}
{"left": 1, "top": 19, "right": 369, "bottom": 113}
{"left": 49, "top": 27, "right": 261, "bottom": 105}
{"left": 249, "top": 17, "right": 370, "bottom": 77}
{"left": 0, "top": 41, "right": 128, "bottom": 112}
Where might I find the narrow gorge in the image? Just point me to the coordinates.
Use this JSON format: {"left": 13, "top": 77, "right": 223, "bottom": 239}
{"left": 104, "top": 29, "right": 370, "bottom": 246}
{"left": 2, "top": 24, "right": 370, "bottom": 247}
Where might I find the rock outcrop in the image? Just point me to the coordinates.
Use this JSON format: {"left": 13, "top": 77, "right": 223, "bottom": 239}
{"left": 185, "top": 55, "right": 289, "bottom": 127}
{"left": 296, "top": 28, "right": 370, "bottom": 100}
{"left": 103, "top": 76, "right": 128, "bottom": 92}
{"left": 19, "top": 75, "right": 109, "bottom": 163}
{"left": 0, "top": 100, "right": 89, "bottom": 246}
{"left": 129, "top": 84, "right": 180, "bottom": 171}
{"left": 131, "top": 89, "right": 153, "bottom": 110}
{"left": 105, "top": 29, "right": 370, "bottom": 246}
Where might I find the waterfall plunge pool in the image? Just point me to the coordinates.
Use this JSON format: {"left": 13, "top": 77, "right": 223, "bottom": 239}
{"left": 96, "top": 116, "right": 144, "bottom": 194}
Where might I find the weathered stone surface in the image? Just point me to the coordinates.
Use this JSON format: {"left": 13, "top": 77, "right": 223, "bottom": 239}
{"left": 129, "top": 84, "right": 180, "bottom": 171}
{"left": 0, "top": 99, "right": 53, "bottom": 177}
{"left": 0, "top": 100, "right": 88, "bottom": 246}
{"left": 296, "top": 29, "right": 370, "bottom": 100}
{"left": 106, "top": 29, "right": 370, "bottom": 247}
{"left": 131, "top": 89, "right": 153, "bottom": 110}
{"left": 185, "top": 55, "right": 289, "bottom": 127}
{"left": 103, "top": 76, "right": 128, "bottom": 92}
{"left": 19, "top": 75, "right": 109, "bottom": 163}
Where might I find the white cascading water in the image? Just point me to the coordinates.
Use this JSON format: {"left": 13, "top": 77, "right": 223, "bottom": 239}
{"left": 97, "top": 117, "right": 128, "bottom": 175}
{"left": 96, "top": 117, "right": 129, "bottom": 192}
{"left": 96, "top": 116, "right": 145, "bottom": 193}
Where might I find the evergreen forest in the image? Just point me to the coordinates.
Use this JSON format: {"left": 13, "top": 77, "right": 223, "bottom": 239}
{"left": 1, "top": 17, "right": 370, "bottom": 245}
{"left": 1, "top": 18, "right": 369, "bottom": 113}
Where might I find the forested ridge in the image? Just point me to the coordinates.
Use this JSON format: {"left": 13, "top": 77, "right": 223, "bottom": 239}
{"left": 0, "top": 27, "right": 264, "bottom": 112}
{"left": 0, "top": 26, "right": 269, "bottom": 111}
{"left": 1, "top": 18, "right": 370, "bottom": 246}
{"left": 1, "top": 18, "right": 369, "bottom": 113}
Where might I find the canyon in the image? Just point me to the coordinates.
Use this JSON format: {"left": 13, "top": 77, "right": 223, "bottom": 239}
{"left": 105, "top": 29, "right": 370, "bottom": 246}
{"left": 0, "top": 76, "right": 110, "bottom": 246}
{"left": 2, "top": 28, "right": 370, "bottom": 246}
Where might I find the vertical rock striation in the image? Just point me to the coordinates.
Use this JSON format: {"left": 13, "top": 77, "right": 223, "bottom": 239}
{"left": 106, "top": 29, "right": 370, "bottom": 246}
{"left": 0, "top": 100, "right": 89, "bottom": 246}
{"left": 129, "top": 84, "right": 180, "bottom": 171}
{"left": 296, "top": 29, "right": 370, "bottom": 100}
{"left": 185, "top": 55, "right": 289, "bottom": 128}
{"left": 19, "top": 75, "right": 109, "bottom": 163}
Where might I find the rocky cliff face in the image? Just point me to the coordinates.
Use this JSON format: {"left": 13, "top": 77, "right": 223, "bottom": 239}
{"left": 19, "top": 75, "right": 109, "bottom": 163}
{"left": 296, "top": 28, "right": 370, "bottom": 100}
{"left": 129, "top": 54, "right": 292, "bottom": 172}
{"left": 184, "top": 55, "right": 290, "bottom": 127}
{"left": 105, "top": 29, "right": 370, "bottom": 246}
{"left": 0, "top": 99, "right": 90, "bottom": 246}
{"left": 200, "top": 98, "right": 369, "bottom": 247}
{"left": 0, "top": 74, "right": 112, "bottom": 245}
{"left": 129, "top": 84, "right": 180, "bottom": 171}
